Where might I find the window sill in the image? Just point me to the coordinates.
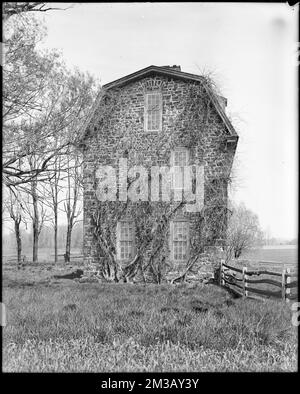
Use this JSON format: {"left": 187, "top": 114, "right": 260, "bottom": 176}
{"left": 117, "top": 258, "right": 134, "bottom": 263}
{"left": 172, "top": 260, "right": 189, "bottom": 264}
{"left": 144, "top": 130, "right": 162, "bottom": 134}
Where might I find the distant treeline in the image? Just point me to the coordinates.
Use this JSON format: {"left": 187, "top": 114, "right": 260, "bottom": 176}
{"left": 264, "top": 237, "right": 297, "bottom": 246}
{"left": 3, "top": 223, "right": 83, "bottom": 252}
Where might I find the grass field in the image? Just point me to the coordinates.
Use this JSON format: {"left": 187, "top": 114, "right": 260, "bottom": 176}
{"left": 2, "top": 266, "right": 298, "bottom": 372}
{"left": 2, "top": 248, "right": 83, "bottom": 264}
{"left": 242, "top": 245, "right": 297, "bottom": 266}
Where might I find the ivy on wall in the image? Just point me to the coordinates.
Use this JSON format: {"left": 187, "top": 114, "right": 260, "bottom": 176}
{"left": 85, "top": 77, "right": 235, "bottom": 283}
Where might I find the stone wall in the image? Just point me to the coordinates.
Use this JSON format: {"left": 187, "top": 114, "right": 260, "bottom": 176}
{"left": 81, "top": 74, "right": 236, "bottom": 281}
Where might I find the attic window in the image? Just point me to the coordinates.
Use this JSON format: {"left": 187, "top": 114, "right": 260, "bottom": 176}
{"left": 145, "top": 92, "right": 162, "bottom": 131}
{"left": 103, "top": 96, "right": 109, "bottom": 104}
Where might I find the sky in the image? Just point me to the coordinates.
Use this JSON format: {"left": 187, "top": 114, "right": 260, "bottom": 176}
{"left": 31, "top": 2, "right": 298, "bottom": 239}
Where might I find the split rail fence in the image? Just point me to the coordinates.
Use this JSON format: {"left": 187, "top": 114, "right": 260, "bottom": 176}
{"left": 220, "top": 260, "right": 298, "bottom": 302}
{"left": 3, "top": 254, "right": 84, "bottom": 267}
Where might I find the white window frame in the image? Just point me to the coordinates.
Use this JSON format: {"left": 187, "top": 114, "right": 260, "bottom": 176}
{"left": 116, "top": 220, "right": 136, "bottom": 261}
{"left": 170, "top": 147, "right": 190, "bottom": 194}
{"left": 170, "top": 220, "right": 190, "bottom": 263}
{"left": 144, "top": 92, "right": 162, "bottom": 132}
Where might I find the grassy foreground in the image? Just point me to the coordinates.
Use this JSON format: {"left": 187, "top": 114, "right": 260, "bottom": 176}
{"left": 2, "top": 273, "right": 298, "bottom": 372}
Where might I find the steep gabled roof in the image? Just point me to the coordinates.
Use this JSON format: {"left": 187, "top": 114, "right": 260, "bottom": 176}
{"left": 103, "top": 65, "right": 205, "bottom": 89}
{"left": 79, "top": 65, "right": 238, "bottom": 145}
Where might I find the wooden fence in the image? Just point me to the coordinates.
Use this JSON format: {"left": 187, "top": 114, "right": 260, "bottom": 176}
{"left": 3, "top": 254, "right": 84, "bottom": 266}
{"left": 50, "top": 254, "right": 84, "bottom": 261}
{"left": 220, "top": 260, "right": 298, "bottom": 302}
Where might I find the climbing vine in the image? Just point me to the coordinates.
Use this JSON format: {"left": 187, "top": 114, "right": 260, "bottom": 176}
{"left": 86, "top": 76, "right": 235, "bottom": 283}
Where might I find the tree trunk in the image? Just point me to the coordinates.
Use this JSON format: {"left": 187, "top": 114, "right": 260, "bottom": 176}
{"left": 54, "top": 210, "right": 58, "bottom": 263}
{"left": 32, "top": 220, "right": 39, "bottom": 263}
{"left": 234, "top": 248, "right": 242, "bottom": 259}
{"left": 32, "top": 180, "right": 39, "bottom": 263}
{"left": 14, "top": 220, "right": 22, "bottom": 269}
{"left": 65, "top": 224, "right": 72, "bottom": 263}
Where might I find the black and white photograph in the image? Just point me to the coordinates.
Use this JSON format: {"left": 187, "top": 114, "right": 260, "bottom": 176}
{"left": 2, "top": 2, "right": 298, "bottom": 376}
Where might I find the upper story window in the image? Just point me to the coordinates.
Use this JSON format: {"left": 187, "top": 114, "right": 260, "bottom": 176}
{"left": 145, "top": 92, "right": 162, "bottom": 131}
{"left": 172, "top": 148, "right": 189, "bottom": 166}
{"left": 170, "top": 147, "right": 190, "bottom": 191}
{"left": 117, "top": 220, "right": 135, "bottom": 261}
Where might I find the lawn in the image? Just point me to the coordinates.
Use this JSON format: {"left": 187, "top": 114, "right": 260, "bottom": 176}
{"left": 2, "top": 267, "right": 298, "bottom": 372}
{"left": 241, "top": 245, "right": 297, "bottom": 266}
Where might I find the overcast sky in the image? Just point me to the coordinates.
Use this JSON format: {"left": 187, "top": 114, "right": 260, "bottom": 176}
{"left": 33, "top": 2, "right": 298, "bottom": 239}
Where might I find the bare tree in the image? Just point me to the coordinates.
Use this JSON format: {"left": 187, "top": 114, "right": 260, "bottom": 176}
{"left": 42, "top": 69, "right": 97, "bottom": 262}
{"left": 46, "top": 155, "right": 64, "bottom": 263}
{"left": 3, "top": 14, "right": 98, "bottom": 189}
{"left": 63, "top": 151, "right": 83, "bottom": 263}
{"left": 3, "top": 189, "right": 26, "bottom": 268}
{"left": 225, "top": 202, "right": 264, "bottom": 261}
{"left": 2, "top": 5, "right": 97, "bottom": 266}
{"left": 3, "top": 14, "right": 63, "bottom": 187}
{"left": 22, "top": 156, "right": 51, "bottom": 262}
{"left": 2, "top": 2, "right": 72, "bottom": 21}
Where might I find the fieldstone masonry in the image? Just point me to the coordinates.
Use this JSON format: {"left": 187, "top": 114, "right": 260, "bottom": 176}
{"left": 80, "top": 66, "right": 238, "bottom": 282}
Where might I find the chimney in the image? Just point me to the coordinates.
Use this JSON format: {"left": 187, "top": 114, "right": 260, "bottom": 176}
{"left": 162, "top": 65, "right": 181, "bottom": 71}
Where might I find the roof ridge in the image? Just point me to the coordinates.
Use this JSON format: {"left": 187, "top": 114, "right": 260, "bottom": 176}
{"left": 102, "top": 65, "right": 205, "bottom": 89}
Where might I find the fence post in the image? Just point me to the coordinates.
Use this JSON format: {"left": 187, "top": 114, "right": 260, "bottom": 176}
{"left": 242, "top": 267, "right": 248, "bottom": 298}
{"left": 281, "top": 268, "right": 287, "bottom": 301}
{"left": 285, "top": 268, "right": 291, "bottom": 303}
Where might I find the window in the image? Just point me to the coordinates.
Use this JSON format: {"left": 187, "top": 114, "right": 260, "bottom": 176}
{"left": 117, "top": 221, "right": 135, "bottom": 261}
{"left": 170, "top": 148, "right": 190, "bottom": 193}
{"left": 145, "top": 92, "right": 162, "bottom": 131}
{"left": 170, "top": 220, "right": 189, "bottom": 262}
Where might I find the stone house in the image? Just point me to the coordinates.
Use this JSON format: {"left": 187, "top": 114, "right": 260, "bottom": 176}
{"left": 79, "top": 65, "right": 238, "bottom": 282}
